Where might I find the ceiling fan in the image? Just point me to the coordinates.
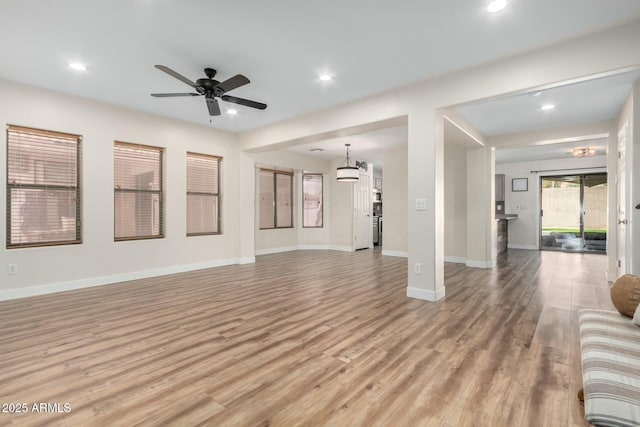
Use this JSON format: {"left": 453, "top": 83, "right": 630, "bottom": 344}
{"left": 151, "top": 65, "right": 267, "bottom": 117}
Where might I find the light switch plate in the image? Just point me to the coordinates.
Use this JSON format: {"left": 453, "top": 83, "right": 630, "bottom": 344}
{"left": 415, "top": 198, "right": 427, "bottom": 211}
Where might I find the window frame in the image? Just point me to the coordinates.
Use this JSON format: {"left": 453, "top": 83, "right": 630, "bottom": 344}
{"left": 259, "top": 168, "right": 294, "bottom": 230}
{"left": 302, "top": 173, "right": 323, "bottom": 228}
{"left": 186, "top": 152, "right": 222, "bottom": 237}
{"left": 113, "top": 141, "right": 164, "bottom": 242}
{"left": 6, "top": 125, "right": 82, "bottom": 249}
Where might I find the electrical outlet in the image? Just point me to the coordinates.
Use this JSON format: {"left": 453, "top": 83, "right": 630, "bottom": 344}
{"left": 415, "top": 199, "right": 427, "bottom": 211}
{"left": 7, "top": 264, "right": 17, "bottom": 275}
{"left": 414, "top": 263, "right": 422, "bottom": 275}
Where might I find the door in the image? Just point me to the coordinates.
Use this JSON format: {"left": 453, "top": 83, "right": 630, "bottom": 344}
{"left": 540, "top": 175, "right": 583, "bottom": 251}
{"left": 354, "top": 170, "right": 371, "bottom": 249}
{"left": 617, "top": 123, "right": 629, "bottom": 275}
{"left": 540, "top": 173, "right": 607, "bottom": 253}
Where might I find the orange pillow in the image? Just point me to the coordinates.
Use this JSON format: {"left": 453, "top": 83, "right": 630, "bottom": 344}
{"left": 611, "top": 274, "right": 640, "bottom": 317}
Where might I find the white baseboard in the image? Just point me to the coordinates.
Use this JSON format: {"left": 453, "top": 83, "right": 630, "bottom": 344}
{"left": 255, "top": 246, "right": 299, "bottom": 256}
{"left": 0, "top": 257, "right": 243, "bottom": 302}
{"left": 444, "top": 256, "right": 466, "bottom": 264}
{"left": 298, "top": 244, "right": 330, "bottom": 251}
{"left": 328, "top": 245, "right": 355, "bottom": 252}
{"left": 466, "top": 259, "right": 496, "bottom": 269}
{"left": 406, "top": 286, "right": 446, "bottom": 302}
{"left": 255, "top": 245, "right": 353, "bottom": 256}
{"left": 238, "top": 257, "right": 256, "bottom": 265}
{"left": 381, "top": 250, "right": 408, "bottom": 258}
{"left": 507, "top": 244, "right": 538, "bottom": 250}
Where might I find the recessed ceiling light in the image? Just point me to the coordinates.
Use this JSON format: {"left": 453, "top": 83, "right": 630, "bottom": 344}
{"left": 227, "top": 108, "right": 238, "bottom": 115}
{"left": 68, "top": 62, "right": 87, "bottom": 71}
{"left": 310, "top": 148, "right": 324, "bottom": 152}
{"left": 541, "top": 104, "right": 555, "bottom": 111}
{"left": 487, "top": 0, "right": 507, "bottom": 13}
{"left": 319, "top": 74, "right": 332, "bottom": 82}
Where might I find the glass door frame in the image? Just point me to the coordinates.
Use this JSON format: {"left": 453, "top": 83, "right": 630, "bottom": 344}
{"left": 539, "top": 172, "right": 607, "bottom": 253}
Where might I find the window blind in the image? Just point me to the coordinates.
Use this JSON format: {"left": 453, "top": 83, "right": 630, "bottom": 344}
{"left": 187, "top": 152, "right": 221, "bottom": 235}
{"left": 259, "top": 170, "right": 275, "bottom": 229}
{"left": 259, "top": 169, "right": 293, "bottom": 229}
{"left": 114, "top": 142, "right": 163, "bottom": 240}
{"left": 275, "top": 173, "right": 292, "bottom": 228}
{"left": 303, "top": 174, "right": 323, "bottom": 227}
{"left": 6, "top": 125, "right": 81, "bottom": 248}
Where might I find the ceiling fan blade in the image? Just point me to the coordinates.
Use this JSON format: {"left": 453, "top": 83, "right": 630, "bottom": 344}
{"left": 221, "top": 95, "right": 267, "bottom": 110}
{"left": 206, "top": 97, "right": 221, "bottom": 116}
{"left": 155, "top": 65, "right": 202, "bottom": 92}
{"left": 216, "top": 74, "right": 250, "bottom": 93}
{"left": 151, "top": 93, "right": 201, "bottom": 97}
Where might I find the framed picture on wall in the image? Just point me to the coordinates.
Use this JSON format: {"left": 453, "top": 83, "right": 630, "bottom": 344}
{"left": 512, "top": 178, "right": 528, "bottom": 192}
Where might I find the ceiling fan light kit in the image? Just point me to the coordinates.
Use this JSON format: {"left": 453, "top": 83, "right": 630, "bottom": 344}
{"left": 572, "top": 147, "right": 596, "bottom": 157}
{"left": 151, "top": 65, "right": 267, "bottom": 117}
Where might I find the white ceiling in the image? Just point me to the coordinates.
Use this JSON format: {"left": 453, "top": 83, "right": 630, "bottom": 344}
{"left": 454, "top": 66, "right": 639, "bottom": 164}
{"left": 288, "top": 65, "right": 631, "bottom": 166}
{"left": 2, "top": 1, "right": 640, "bottom": 132}
{"left": 444, "top": 119, "right": 483, "bottom": 149}
{"left": 495, "top": 138, "right": 608, "bottom": 164}
{"left": 455, "top": 68, "right": 640, "bottom": 136}
{"left": 286, "top": 126, "right": 407, "bottom": 165}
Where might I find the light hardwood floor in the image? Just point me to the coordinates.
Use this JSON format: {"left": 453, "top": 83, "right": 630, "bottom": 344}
{"left": 0, "top": 249, "right": 612, "bottom": 426}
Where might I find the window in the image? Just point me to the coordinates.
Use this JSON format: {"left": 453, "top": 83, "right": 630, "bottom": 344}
{"left": 6, "top": 125, "right": 81, "bottom": 248}
{"left": 114, "top": 142, "right": 163, "bottom": 240}
{"left": 259, "top": 169, "right": 292, "bottom": 229}
{"left": 303, "top": 174, "right": 323, "bottom": 227}
{"left": 187, "top": 152, "right": 221, "bottom": 236}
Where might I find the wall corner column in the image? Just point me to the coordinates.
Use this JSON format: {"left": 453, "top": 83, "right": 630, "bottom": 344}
{"left": 406, "top": 109, "right": 445, "bottom": 302}
{"left": 466, "top": 146, "right": 496, "bottom": 268}
{"left": 237, "top": 151, "right": 256, "bottom": 264}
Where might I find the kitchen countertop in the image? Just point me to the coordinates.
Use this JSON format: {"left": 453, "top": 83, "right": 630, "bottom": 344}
{"left": 496, "top": 214, "right": 518, "bottom": 220}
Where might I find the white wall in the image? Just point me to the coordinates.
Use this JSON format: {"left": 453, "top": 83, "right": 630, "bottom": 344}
{"left": 466, "top": 147, "right": 496, "bottom": 267}
{"left": 373, "top": 167, "right": 382, "bottom": 182}
{"left": 328, "top": 158, "right": 354, "bottom": 251}
{"left": 613, "top": 81, "right": 640, "bottom": 277}
{"left": 443, "top": 142, "right": 467, "bottom": 261}
{"left": 381, "top": 149, "right": 408, "bottom": 256}
{"left": 631, "top": 82, "right": 640, "bottom": 275}
{"left": 495, "top": 156, "right": 607, "bottom": 249}
{"left": 0, "top": 80, "right": 241, "bottom": 299}
{"left": 251, "top": 151, "right": 331, "bottom": 254}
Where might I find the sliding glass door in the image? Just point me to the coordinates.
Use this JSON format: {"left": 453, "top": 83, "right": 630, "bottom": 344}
{"left": 540, "top": 173, "right": 607, "bottom": 253}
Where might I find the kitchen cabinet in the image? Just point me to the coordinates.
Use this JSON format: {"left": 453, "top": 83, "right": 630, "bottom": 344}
{"left": 495, "top": 174, "right": 505, "bottom": 202}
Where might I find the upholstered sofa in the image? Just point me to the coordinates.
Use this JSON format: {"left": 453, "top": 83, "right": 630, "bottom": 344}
{"left": 578, "top": 309, "right": 640, "bottom": 426}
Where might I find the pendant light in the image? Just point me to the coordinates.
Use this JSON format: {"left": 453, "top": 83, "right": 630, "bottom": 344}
{"left": 336, "top": 143, "right": 359, "bottom": 182}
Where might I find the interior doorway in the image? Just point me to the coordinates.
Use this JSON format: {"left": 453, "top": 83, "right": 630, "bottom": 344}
{"left": 540, "top": 173, "right": 607, "bottom": 253}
